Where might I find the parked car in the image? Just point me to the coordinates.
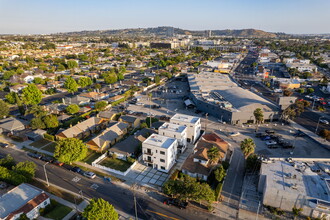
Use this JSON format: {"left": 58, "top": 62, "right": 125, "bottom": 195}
{"left": 62, "top": 164, "right": 74, "bottom": 171}
{"left": 27, "top": 152, "right": 42, "bottom": 159}
{"left": 266, "top": 141, "right": 277, "bottom": 146}
{"left": 41, "top": 156, "right": 54, "bottom": 163}
{"left": 282, "top": 142, "right": 294, "bottom": 148}
{"left": 84, "top": 171, "right": 96, "bottom": 179}
{"left": 320, "top": 119, "right": 329, "bottom": 125}
{"left": 261, "top": 136, "right": 271, "bottom": 141}
{"left": 265, "top": 129, "right": 275, "bottom": 134}
{"left": 71, "top": 166, "right": 82, "bottom": 173}
{"left": 0, "top": 142, "right": 8, "bottom": 148}
{"left": 163, "top": 198, "right": 188, "bottom": 209}
{"left": 255, "top": 133, "right": 263, "bottom": 138}
{"left": 53, "top": 160, "right": 64, "bottom": 166}
{"left": 229, "top": 132, "right": 240, "bottom": 137}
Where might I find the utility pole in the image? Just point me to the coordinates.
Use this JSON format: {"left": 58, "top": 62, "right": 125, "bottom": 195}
{"left": 315, "top": 116, "right": 324, "bottom": 134}
{"left": 148, "top": 92, "right": 152, "bottom": 128}
{"left": 205, "top": 113, "right": 209, "bottom": 132}
{"left": 43, "top": 162, "right": 49, "bottom": 187}
{"left": 131, "top": 184, "right": 138, "bottom": 220}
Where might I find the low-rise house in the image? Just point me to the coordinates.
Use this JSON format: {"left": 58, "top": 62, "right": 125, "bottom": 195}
{"left": 9, "top": 84, "right": 27, "bottom": 93}
{"left": 98, "top": 110, "right": 116, "bottom": 120}
{"left": 46, "top": 81, "right": 64, "bottom": 88}
{"left": 110, "top": 128, "right": 155, "bottom": 159}
{"left": 118, "top": 115, "right": 140, "bottom": 128}
{"left": 0, "top": 117, "right": 27, "bottom": 135}
{"left": 56, "top": 117, "right": 106, "bottom": 140}
{"left": 57, "top": 114, "right": 71, "bottom": 123}
{"left": 0, "top": 183, "right": 50, "bottom": 220}
{"left": 63, "top": 96, "right": 91, "bottom": 106}
{"left": 158, "top": 122, "right": 187, "bottom": 153}
{"left": 86, "top": 122, "right": 129, "bottom": 152}
{"left": 142, "top": 134, "right": 178, "bottom": 173}
{"left": 43, "top": 103, "right": 67, "bottom": 115}
{"left": 79, "top": 106, "right": 91, "bottom": 113}
{"left": 78, "top": 92, "right": 109, "bottom": 101}
{"left": 35, "top": 84, "right": 48, "bottom": 92}
{"left": 181, "top": 133, "right": 229, "bottom": 181}
{"left": 26, "top": 129, "right": 47, "bottom": 141}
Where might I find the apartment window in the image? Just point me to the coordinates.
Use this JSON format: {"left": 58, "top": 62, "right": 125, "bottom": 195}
{"left": 160, "top": 159, "right": 165, "bottom": 163}
{"left": 161, "top": 166, "right": 165, "bottom": 170}
{"left": 174, "top": 135, "right": 176, "bottom": 138}
{"left": 163, "top": 132, "right": 165, "bottom": 135}
{"left": 160, "top": 151, "right": 165, "bottom": 155}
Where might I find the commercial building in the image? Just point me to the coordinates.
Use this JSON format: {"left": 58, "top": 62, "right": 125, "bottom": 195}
{"left": 159, "top": 122, "right": 187, "bottom": 153}
{"left": 170, "top": 113, "right": 201, "bottom": 143}
{"left": 188, "top": 72, "right": 280, "bottom": 124}
{"left": 0, "top": 183, "right": 50, "bottom": 220}
{"left": 258, "top": 161, "right": 330, "bottom": 218}
{"left": 142, "top": 134, "right": 178, "bottom": 173}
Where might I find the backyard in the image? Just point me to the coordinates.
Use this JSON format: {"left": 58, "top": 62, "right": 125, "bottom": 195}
{"left": 43, "top": 203, "right": 72, "bottom": 220}
{"left": 29, "top": 138, "right": 52, "bottom": 149}
{"left": 99, "top": 157, "right": 133, "bottom": 172}
{"left": 83, "top": 150, "right": 102, "bottom": 164}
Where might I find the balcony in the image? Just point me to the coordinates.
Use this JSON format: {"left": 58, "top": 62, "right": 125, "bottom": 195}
{"left": 144, "top": 151, "right": 153, "bottom": 156}
{"left": 144, "top": 158, "right": 153, "bottom": 163}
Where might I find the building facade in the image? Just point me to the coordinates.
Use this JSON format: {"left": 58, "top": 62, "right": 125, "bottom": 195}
{"left": 170, "top": 114, "right": 201, "bottom": 143}
{"left": 158, "top": 122, "right": 187, "bottom": 153}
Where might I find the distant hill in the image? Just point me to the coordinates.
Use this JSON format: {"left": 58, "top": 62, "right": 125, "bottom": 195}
{"left": 59, "top": 26, "right": 280, "bottom": 38}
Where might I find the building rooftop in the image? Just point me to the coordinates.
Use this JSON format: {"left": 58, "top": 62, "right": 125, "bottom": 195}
{"left": 159, "top": 122, "right": 186, "bottom": 133}
{"left": 0, "top": 184, "right": 44, "bottom": 219}
{"left": 170, "top": 113, "right": 200, "bottom": 124}
{"left": 143, "top": 134, "right": 176, "bottom": 149}
{"left": 261, "top": 161, "right": 329, "bottom": 201}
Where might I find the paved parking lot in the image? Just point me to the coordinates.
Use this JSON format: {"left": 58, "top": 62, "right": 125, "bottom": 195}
{"left": 126, "top": 162, "right": 169, "bottom": 187}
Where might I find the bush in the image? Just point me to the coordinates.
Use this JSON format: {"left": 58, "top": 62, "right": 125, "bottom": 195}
{"left": 126, "top": 156, "right": 136, "bottom": 164}
{"left": 214, "top": 182, "right": 223, "bottom": 201}
{"left": 112, "top": 153, "right": 117, "bottom": 159}
{"left": 222, "top": 161, "right": 230, "bottom": 170}
{"left": 170, "top": 169, "right": 180, "bottom": 180}
{"left": 44, "top": 133, "right": 55, "bottom": 141}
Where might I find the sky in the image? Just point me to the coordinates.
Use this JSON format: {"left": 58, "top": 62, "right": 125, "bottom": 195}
{"left": 0, "top": 0, "right": 329, "bottom": 35}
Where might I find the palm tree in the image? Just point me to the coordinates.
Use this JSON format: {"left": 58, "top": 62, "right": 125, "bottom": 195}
{"left": 207, "top": 146, "right": 220, "bottom": 164}
{"left": 253, "top": 108, "right": 264, "bottom": 124}
{"left": 240, "top": 138, "right": 255, "bottom": 158}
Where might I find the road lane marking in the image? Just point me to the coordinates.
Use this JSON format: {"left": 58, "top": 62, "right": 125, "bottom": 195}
{"left": 72, "top": 176, "right": 81, "bottom": 182}
{"left": 90, "top": 184, "right": 99, "bottom": 189}
{"left": 146, "top": 209, "right": 180, "bottom": 220}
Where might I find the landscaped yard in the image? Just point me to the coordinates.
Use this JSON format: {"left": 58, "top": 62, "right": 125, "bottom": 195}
{"left": 29, "top": 138, "right": 52, "bottom": 149}
{"left": 42, "top": 143, "right": 57, "bottom": 153}
{"left": 99, "top": 157, "right": 133, "bottom": 172}
{"left": 83, "top": 150, "right": 102, "bottom": 164}
{"left": 44, "top": 203, "right": 72, "bottom": 220}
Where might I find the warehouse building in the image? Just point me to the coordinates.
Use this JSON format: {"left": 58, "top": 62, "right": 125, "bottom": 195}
{"left": 188, "top": 72, "right": 280, "bottom": 124}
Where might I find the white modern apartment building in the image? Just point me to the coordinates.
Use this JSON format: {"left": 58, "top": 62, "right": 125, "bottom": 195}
{"left": 142, "top": 134, "right": 178, "bottom": 173}
{"left": 159, "top": 122, "right": 187, "bottom": 153}
{"left": 170, "top": 113, "right": 201, "bottom": 143}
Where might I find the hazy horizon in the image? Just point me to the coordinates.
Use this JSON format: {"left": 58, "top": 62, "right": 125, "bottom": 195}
{"left": 1, "top": 0, "right": 329, "bottom": 35}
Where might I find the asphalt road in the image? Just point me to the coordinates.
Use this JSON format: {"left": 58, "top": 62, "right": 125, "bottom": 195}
{"left": 0, "top": 147, "right": 222, "bottom": 220}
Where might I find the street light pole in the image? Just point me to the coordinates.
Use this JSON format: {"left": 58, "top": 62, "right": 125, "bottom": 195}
{"left": 43, "top": 162, "right": 49, "bottom": 187}
{"left": 315, "top": 116, "right": 324, "bottom": 134}
{"left": 205, "top": 113, "right": 209, "bottom": 132}
{"left": 131, "top": 184, "right": 138, "bottom": 220}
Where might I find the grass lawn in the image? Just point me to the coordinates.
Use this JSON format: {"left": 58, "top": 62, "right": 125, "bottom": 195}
{"left": 83, "top": 150, "right": 102, "bottom": 164}
{"left": 44, "top": 203, "right": 72, "bottom": 220}
{"left": 29, "top": 139, "right": 52, "bottom": 149}
{"left": 42, "top": 143, "right": 57, "bottom": 153}
{"left": 99, "top": 157, "right": 133, "bottom": 172}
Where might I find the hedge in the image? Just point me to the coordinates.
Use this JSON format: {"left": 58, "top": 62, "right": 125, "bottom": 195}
{"left": 214, "top": 182, "right": 223, "bottom": 201}
{"left": 44, "top": 133, "right": 55, "bottom": 141}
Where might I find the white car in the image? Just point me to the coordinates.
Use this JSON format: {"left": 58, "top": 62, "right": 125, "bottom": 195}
{"left": 229, "top": 132, "right": 240, "bottom": 137}
{"left": 266, "top": 140, "right": 277, "bottom": 145}
{"left": 83, "top": 171, "right": 96, "bottom": 179}
{"left": 320, "top": 119, "right": 329, "bottom": 125}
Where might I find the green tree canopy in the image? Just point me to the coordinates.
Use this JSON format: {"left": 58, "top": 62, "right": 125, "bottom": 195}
{"left": 64, "top": 77, "right": 78, "bottom": 93}
{"left": 33, "top": 77, "right": 45, "bottom": 85}
{"left": 30, "top": 117, "right": 46, "bottom": 129}
{"left": 103, "top": 73, "right": 118, "bottom": 84}
{"left": 95, "top": 100, "right": 108, "bottom": 111}
{"left": 27, "top": 105, "right": 47, "bottom": 118}
{"left": 78, "top": 77, "right": 93, "bottom": 88}
{"left": 67, "top": 60, "right": 78, "bottom": 69}
{"left": 0, "top": 155, "right": 16, "bottom": 169}
{"left": 214, "top": 165, "right": 226, "bottom": 183}
{"left": 22, "top": 84, "right": 42, "bottom": 105}
{"left": 0, "top": 100, "right": 9, "bottom": 119}
{"left": 154, "top": 75, "right": 160, "bottom": 84}
{"left": 54, "top": 138, "right": 88, "bottom": 164}
{"left": 12, "top": 161, "right": 36, "bottom": 182}
{"left": 5, "top": 92, "right": 17, "bottom": 104}
{"left": 207, "top": 146, "right": 220, "bottom": 164}
{"left": 240, "top": 138, "right": 255, "bottom": 158}
{"left": 57, "top": 64, "right": 66, "bottom": 71}
{"left": 43, "top": 114, "right": 59, "bottom": 129}
{"left": 66, "top": 104, "right": 80, "bottom": 114}
{"left": 253, "top": 108, "right": 264, "bottom": 124}
{"left": 82, "top": 198, "right": 118, "bottom": 220}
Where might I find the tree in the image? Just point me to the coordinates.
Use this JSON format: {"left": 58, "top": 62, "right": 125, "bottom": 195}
{"left": 43, "top": 114, "right": 58, "bottom": 128}
{"left": 5, "top": 92, "right": 17, "bottom": 104}
{"left": 0, "top": 154, "right": 16, "bottom": 169}
{"left": 104, "top": 73, "right": 118, "bottom": 84}
{"left": 292, "top": 206, "right": 303, "bottom": 219}
{"left": 67, "top": 60, "right": 78, "bottom": 69}
{"left": 0, "top": 100, "right": 9, "bottom": 119}
{"left": 207, "top": 146, "right": 220, "bottom": 164}
{"left": 95, "top": 101, "right": 108, "bottom": 111}
{"left": 320, "top": 129, "right": 330, "bottom": 140}
{"left": 140, "top": 122, "right": 148, "bottom": 128}
{"left": 27, "top": 105, "right": 47, "bottom": 118}
{"left": 297, "top": 88, "right": 305, "bottom": 94}
{"left": 154, "top": 75, "right": 160, "bottom": 84}
{"left": 82, "top": 198, "right": 118, "bottom": 220}
{"left": 22, "top": 84, "right": 42, "bottom": 105}
{"left": 33, "top": 77, "right": 45, "bottom": 85}
{"left": 306, "top": 88, "right": 314, "bottom": 94}
{"left": 240, "top": 138, "right": 255, "bottom": 158}
{"left": 78, "top": 77, "right": 92, "bottom": 88}
{"left": 214, "top": 165, "right": 226, "bottom": 183}
{"left": 30, "top": 117, "right": 46, "bottom": 129}
{"left": 54, "top": 138, "right": 88, "bottom": 164}
{"left": 57, "top": 64, "right": 66, "bottom": 71}
{"left": 283, "top": 90, "right": 293, "bottom": 96}
{"left": 117, "top": 72, "right": 124, "bottom": 80}
{"left": 64, "top": 77, "right": 78, "bottom": 94}
{"left": 12, "top": 161, "right": 36, "bottom": 182}
{"left": 253, "top": 108, "right": 264, "bottom": 124}
{"left": 66, "top": 104, "right": 80, "bottom": 114}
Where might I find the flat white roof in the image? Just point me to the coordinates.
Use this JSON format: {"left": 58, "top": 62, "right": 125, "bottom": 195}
{"left": 0, "top": 184, "right": 42, "bottom": 218}
{"left": 171, "top": 113, "right": 200, "bottom": 124}
{"left": 159, "top": 122, "right": 186, "bottom": 133}
{"left": 143, "top": 134, "right": 176, "bottom": 149}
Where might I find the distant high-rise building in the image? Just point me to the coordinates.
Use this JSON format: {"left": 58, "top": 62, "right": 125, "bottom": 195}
{"left": 205, "top": 30, "right": 212, "bottom": 38}
{"left": 167, "top": 27, "right": 174, "bottom": 37}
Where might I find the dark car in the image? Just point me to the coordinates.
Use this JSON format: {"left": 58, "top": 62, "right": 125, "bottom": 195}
{"left": 195, "top": 110, "right": 202, "bottom": 114}
{"left": 255, "top": 133, "right": 263, "bottom": 138}
{"left": 27, "top": 152, "right": 42, "bottom": 159}
{"left": 163, "top": 198, "right": 188, "bottom": 209}
{"left": 265, "top": 129, "right": 275, "bottom": 134}
{"left": 261, "top": 136, "right": 271, "bottom": 141}
{"left": 0, "top": 142, "right": 9, "bottom": 148}
{"left": 62, "top": 164, "right": 74, "bottom": 171}
{"left": 71, "top": 166, "right": 82, "bottom": 173}
{"left": 282, "top": 142, "right": 294, "bottom": 148}
{"left": 41, "top": 156, "right": 54, "bottom": 163}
